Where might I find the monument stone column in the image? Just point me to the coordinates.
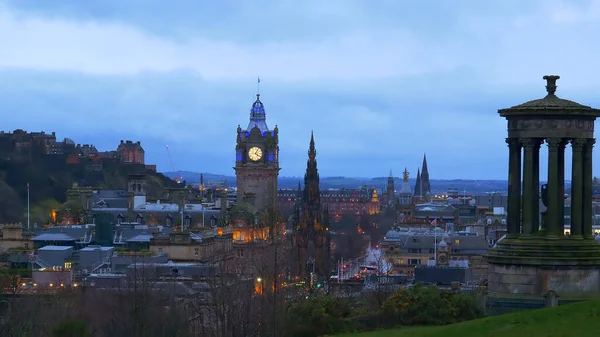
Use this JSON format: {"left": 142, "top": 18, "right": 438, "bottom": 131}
{"left": 506, "top": 138, "right": 522, "bottom": 238}
{"left": 557, "top": 139, "right": 567, "bottom": 236}
{"left": 546, "top": 138, "right": 562, "bottom": 239}
{"left": 583, "top": 139, "right": 596, "bottom": 239}
{"left": 532, "top": 139, "right": 541, "bottom": 234}
{"left": 570, "top": 138, "right": 586, "bottom": 239}
{"left": 520, "top": 138, "right": 537, "bottom": 237}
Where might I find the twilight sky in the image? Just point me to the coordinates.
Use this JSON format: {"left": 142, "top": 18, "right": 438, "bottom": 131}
{"left": 1, "top": 0, "right": 600, "bottom": 179}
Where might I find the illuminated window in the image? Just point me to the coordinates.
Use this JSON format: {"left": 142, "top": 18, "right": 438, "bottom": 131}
{"left": 64, "top": 262, "right": 72, "bottom": 269}
{"left": 455, "top": 239, "right": 460, "bottom": 244}
{"left": 398, "top": 259, "right": 404, "bottom": 264}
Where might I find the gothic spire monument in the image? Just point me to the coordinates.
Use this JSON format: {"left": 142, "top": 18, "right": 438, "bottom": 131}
{"left": 292, "top": 132, "right": 331, "bottom": 282}
{"left": 487, "top": 75, "right": 600, "bottom": 297}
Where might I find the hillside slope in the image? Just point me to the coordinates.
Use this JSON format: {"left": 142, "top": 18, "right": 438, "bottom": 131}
{"left": 338, "top": 300, "right": 600, "bottom": 337}
{"left": 0, "top": 153, "right": 178, "bottom": 224}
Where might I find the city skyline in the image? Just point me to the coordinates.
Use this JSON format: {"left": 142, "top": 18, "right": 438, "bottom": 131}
{"left": 2, "top": 1, "right": 600, "bottom": 179}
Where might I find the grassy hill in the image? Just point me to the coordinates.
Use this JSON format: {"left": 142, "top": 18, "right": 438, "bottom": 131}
{"left": 337, "top": 300, "right": 600, "bottom": 337}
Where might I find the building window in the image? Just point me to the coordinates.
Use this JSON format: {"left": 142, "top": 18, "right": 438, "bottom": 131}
{"left": 165, "top": 216, "right": 172, "bottom": 227}
{"left": 455, "top": 239, "right": 460, "bottom": 244}
{"left": 194, "top": 248, "right": 200, "bottom": 256}
{"left": 64, "top": 262, "right": 72, "bottom": 269}
{"left": 412, "top": 238, "right": 418, "bottom": 243}
{"left": 398, "top": 259, "right": 404, "bottom": 264}
{"left": 158, "top": 248, "right": 163, "bottom": 254}
{"left": 24, "top": 243, "right": 29, "bottom": 249}
{"left": 237, "top": 249, "right": 244, "bottom": 258}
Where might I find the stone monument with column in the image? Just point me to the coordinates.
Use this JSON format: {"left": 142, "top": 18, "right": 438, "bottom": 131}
{"left": 487, "top": 75, "right": 600, "bottom": 297}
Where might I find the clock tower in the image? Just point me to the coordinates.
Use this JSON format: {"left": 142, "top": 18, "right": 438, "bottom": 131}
{"left": 234, "top": 93, "right": 280, "bottom": 212}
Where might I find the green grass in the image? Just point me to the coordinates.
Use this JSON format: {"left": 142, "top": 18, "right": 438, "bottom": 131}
{"left": 337, "top": 300, "right": 600, "bottom": 337}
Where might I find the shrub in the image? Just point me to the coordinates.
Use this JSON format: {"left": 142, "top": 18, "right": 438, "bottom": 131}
{"left": 380, "top": 284, "right": 483, "bottom": 327}
{"left": 284, "top": 295, "right": 354, "bottom": 337}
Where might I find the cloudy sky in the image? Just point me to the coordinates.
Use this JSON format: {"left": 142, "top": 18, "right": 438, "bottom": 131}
{"left": 1, "top": 0, "right": 600, "bottom": 179}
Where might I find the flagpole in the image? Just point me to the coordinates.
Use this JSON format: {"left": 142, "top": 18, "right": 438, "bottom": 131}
{"left": 27, "top": 183, "right": 30, "bottom": 230}
{"left": 433, "top": 218, "right": 437, "bottom": 265}
{"left": 257, "top": 77, "right": 260, "bottom": 94}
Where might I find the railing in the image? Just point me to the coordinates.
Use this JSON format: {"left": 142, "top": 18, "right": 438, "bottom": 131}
{"left": 32, "top": 255, "right": 51, "bottom": 269}
{"left": 113, "top": 231, "right": 124, "bottom": 244}
{"left": 90, "top": 256, "right": 112, "bottom": 273}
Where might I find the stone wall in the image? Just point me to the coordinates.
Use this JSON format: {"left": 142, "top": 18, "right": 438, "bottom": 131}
{"left": 488, "top": 263, "right": 600, "bottom": 296}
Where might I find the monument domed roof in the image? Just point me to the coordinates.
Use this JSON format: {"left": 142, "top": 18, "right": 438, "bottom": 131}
{"left": 499, "top": 75, "right": 600, "bottom": 116}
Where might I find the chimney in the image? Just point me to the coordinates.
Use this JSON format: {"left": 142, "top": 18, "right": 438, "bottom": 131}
{"left": 120, "top": 140, "right": 124, "bottom": 144}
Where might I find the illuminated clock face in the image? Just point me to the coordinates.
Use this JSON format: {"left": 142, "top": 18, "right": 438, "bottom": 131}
{"left": 248, "top": 146, "right": 263, "bottom": 161}
{"left": 438, "top": 254, "right": 448, "bottom": 263}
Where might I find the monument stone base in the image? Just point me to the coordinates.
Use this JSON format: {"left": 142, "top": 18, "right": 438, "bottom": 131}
{"left": 486, "top": 238, "right": 600, "bottom": 297}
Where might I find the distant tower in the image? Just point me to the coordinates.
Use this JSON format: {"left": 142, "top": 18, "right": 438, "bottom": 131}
{"left": 128, "top": 174, "right": 146, "bottom": 196}
{"left": 292, "top": 132, "right": 331, "bottom": 281}
{"left": 437, "top": 240, "right": 450, "bottom": 267}
{"left": 386, "top": 170, "right": 395, "bottom": 207}
{"left": 397, "top": 168, "right": 414, "bottom": 220}
{"left": 234, "top": 93, "right": 280, "bottom": 212}
{"left": 398, "top": 168, "right": 413, "bottom": 205}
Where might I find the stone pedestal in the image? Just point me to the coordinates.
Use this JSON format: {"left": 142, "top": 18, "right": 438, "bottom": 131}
{"left": 487, "top": 238, "right": 600, "bottom": 297}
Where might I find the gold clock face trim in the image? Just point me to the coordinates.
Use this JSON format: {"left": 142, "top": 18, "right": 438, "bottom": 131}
{"left": 248, "top": 146, "right": 263, "bottom": 161}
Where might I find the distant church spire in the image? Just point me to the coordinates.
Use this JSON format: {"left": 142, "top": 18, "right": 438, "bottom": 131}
{"left": 414, "top": 167, "right": 422, "bottom": 197}
{"left": 420, "top": 153, "right": 431, "bottom": 196}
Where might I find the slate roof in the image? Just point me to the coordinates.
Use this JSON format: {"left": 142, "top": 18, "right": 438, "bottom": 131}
{"left": 126, "top": 234, "right": 154, "bottom": 243}
{"left": 384, "top": 232, "right": 488, "bottom": 252}
{"left": 32, "top": 233, "right": 77, "bottom": 241}
{"left": 31, "top": 227, "right": 93, "bottom": 242}
{"left": 38, "top": 245, "right": 73, "bottom": 251}
{"left": 506, "top": 94, "right": 592, "bottom": 110}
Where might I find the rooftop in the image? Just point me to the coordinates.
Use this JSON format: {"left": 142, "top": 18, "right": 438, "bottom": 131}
{"left": 38, "top": 245, "right": 74, "bottom": 251}
{"left": 80, "top": 246, "right": 114, "bottom": 252}
{"left": 33, "top": 233, "right": 76, "bottom": 241}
